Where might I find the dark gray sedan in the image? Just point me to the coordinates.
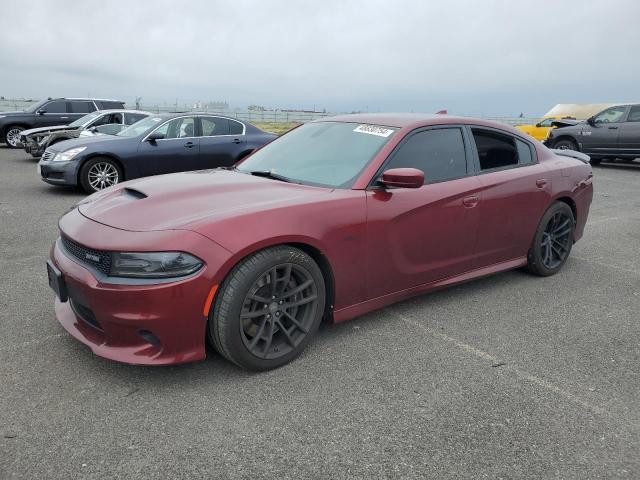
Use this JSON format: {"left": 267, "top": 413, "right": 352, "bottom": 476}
{"left": 37, "top": 113, "right": 277, "bottom": 193}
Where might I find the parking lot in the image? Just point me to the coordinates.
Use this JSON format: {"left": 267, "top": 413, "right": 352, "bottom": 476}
{"left": 0, "top": 146, "right": 638, "bottom": 479}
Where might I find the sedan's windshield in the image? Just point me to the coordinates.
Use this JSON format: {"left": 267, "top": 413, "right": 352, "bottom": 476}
{"left": 237, "top": 122, "right": 397, "bottom": 188}
{"left": 70, "top": 112, "right": 101, "bottom": 127}
{"left": 117, "top": 116, "right": 164, "bottom": 137}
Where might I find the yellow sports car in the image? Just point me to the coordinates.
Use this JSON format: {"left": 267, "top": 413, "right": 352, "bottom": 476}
{"left": 516, "top": 116, "right": 567, "bottom": 141}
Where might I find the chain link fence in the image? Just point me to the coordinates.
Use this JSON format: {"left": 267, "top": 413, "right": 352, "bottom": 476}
{"left": 0, "top": 99, "right": 538, "bottom": 127}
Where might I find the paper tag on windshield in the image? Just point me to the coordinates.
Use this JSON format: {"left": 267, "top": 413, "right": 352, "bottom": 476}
{"left": 353, "top": 125, "right": 394, "bottom": 137}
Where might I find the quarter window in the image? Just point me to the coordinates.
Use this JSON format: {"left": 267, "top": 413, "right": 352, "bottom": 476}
{"left": 626, "top": 106, "right": 640, "bottom": 122}
{"left": 384, "top": 128, "right": 467, "bottom": 184}
{"left": 201, "top": 117, "right": 230, "bottom": 136}
{"left": 516, "top": 139, "right": 534, "bottom": 165}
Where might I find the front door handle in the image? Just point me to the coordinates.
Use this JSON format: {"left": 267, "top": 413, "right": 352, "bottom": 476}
{"left": 184, "top": 141, "right": 195, "bottom": 148}
{"left": 462, "top": 195, "right": 479, "bottom": 208}
{"left": 60, "top": 117, "right": 69, "bottom": 119}
{"left": 536, "top": 178, "right": 548, "bottom": 188}
{"left": 232, "top": 138, "right": 241, "bottom": 144}
{"left": 608, "top": 126, "right": 618, "bottom": 129}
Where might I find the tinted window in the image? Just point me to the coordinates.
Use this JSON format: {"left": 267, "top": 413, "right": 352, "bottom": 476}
{"left": 237, "top": 122, "right": 397, "bottom": 188}
{"left": 124, "top": 113, "right": 147, "bottom": 125}
{"left": 385, "top": 128, "right": 467, "bottom": 184}
{"left": 516, "top": 139, "right": 534, "bottom": 165}
{"left": 42, "top": 101, "right": 67, "bottom": 113}
{"left": 97, "top": 101, "right": 125, "bottom": 109}
{"left": 626, "top": 106, "right": 640, "bottom": 122}
{"left": 229, "top": 120, "right": 244, "bottom": 135}
{"left": 154, "top": 117, "right": 196, "bottom": 139}
{"left": 472, "top": 129, "right": 518, "bottom": 171}
{"left": 201, "top": 117, "right": 229, "bottom": 136}
{"left": 593, "top": 106, "right": 626, "bottom": 124}
{"left": 539, "top": 118, "right": 554, "bottom": 127}
{"left": 70, "top": 101, "right": 95, "bottom": 113}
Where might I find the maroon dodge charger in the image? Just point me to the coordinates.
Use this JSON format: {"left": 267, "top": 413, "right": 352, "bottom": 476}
{"left": 47, "top": 114, "right": 593, "bottom": 370}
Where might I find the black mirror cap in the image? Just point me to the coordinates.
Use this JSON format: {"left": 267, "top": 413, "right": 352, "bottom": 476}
{"left": 146, "top": 131, "right": 165, "bottom": 142}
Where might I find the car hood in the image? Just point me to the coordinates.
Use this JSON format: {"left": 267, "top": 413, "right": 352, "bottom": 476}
{"left": 46, "top": 133, "right": 128, "bottom": 152}
{"left": 22, "top": 125, "right": 78, "bottom": 136}
{"left": 77, "top": 170, "right": 331, "bottom": 233}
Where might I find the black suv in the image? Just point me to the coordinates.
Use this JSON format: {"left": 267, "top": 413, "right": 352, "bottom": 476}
{"left": 545, "top": 104, "right": 640, "bottom": 164}
{"left": 0, "top": 98, "right": 125, "bottom": 148}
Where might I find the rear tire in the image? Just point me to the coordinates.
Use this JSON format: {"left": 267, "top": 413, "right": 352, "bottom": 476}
{"left": 79, "top": 157, "right": 123, "bottom": 193}
{"left": 208, "top": 246, "right": 326, "bottom": 371}
{"left": 554, "top": 138, "right": 578, "bottom": 151}
{"left": 527, "top": 202, "right": 575, "bottom": 277}
{"left": 4, "top": 126, "right": 24, "bottom": 148}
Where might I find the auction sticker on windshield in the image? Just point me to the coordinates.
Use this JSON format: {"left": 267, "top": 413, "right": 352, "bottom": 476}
{"left": 353, "top": 125, "right": 395, "bottom": 137}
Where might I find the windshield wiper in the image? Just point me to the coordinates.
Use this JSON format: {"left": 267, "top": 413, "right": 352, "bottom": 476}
{"left": 246, "top": 170, "right": 293, "bottom": 183}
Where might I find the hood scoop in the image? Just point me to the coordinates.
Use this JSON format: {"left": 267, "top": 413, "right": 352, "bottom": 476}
{"left": 122, "top": 187, "right": 147, "bottom": 200}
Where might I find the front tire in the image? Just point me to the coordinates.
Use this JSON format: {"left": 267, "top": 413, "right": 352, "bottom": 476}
{"left": 527, "top": 202, "right": 575, "bottom": 276}
{"left": 554, "top": 138, "right": 578, "bottom": 151}
{"left": 79, "top": 157, "right": 123, "bottom": 193}
{"left": 208, "top": 246, "right": 326, "bottom": 371}
{"left": 4, "top": 126, "right": 25, "bottom": 148}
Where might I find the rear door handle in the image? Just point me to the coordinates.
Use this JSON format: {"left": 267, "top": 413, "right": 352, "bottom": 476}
{"left": 462, "top": 195, "right": 479, "bottom": 208}
{"left": 232, "top": 138, "right": 241, "bottom": 144}
{"left": 184, "top": 141, "right": 195, "bottom": 148}
{"left": 536, "top": 178, "right": 548, "bottom": 188}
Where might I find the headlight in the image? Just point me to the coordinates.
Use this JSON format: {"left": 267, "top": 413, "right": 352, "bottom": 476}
{"left": 53, "top": 146, "right": 86, "bottom": 162}
{"left": 110, "top": 252, "right": 203, "bottom": 278}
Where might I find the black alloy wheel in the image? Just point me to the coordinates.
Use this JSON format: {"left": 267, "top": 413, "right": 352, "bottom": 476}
{"left": 208, "top": 246, "right": 326, "bottom": 370}
{"left": 527, "top": 202, "right": 575, "bottom": 276}
{"left": 240, "top": 263, "right": 318, "bottom": 360}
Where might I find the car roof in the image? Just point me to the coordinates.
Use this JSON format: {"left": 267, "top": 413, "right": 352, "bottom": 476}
{"left": 153, "top": 112, "right": 246, "bottom": 123}
{"left": 93, "top": 109, "right": 151, "bottom": 115}
{"left": 313, "top": 112, "right": 520, "bottom": 132}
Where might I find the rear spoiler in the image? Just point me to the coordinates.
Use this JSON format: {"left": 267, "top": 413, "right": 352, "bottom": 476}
{"left": 551, "top": 149, "right": 591, "bottom": 164}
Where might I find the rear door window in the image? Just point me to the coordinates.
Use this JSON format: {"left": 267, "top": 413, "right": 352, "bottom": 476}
{"left": 471, "top": 128, "right": 519, "bottom": 171}
{"left": 70, "top": 101, "right": 95, "bottom": 113}
{"left": 201, "top": 117, "right": 230, "bottom": 136}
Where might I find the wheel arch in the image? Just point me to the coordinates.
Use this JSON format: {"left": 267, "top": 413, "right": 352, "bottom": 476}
{"left": 77, "top": 153, "right": 126, "bottom": 185}
{"left": 2, "top": 122, "right": 31, "bottom": 137}
{"left": 553, "top": 195, "right": 578, "bottom": 223}
{"left": 209, "top": 239, "right": 337, "bottom": 324}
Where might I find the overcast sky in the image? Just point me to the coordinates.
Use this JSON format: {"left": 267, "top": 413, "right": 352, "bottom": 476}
{"left": 1, "top": 0, "right": 638, "bottom": 116}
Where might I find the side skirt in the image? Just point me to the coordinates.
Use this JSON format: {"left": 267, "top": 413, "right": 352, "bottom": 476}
{"left": 332, "top": 257, "right": 528, "bottom": 323}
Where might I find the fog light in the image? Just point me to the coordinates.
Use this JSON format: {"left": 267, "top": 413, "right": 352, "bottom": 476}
{"left": 138, "top": 330, "right": 160, "bottom": 348}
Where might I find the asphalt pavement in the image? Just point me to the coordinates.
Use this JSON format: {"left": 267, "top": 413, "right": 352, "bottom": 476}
{"left": 1, "top": 147, "right": 639, "bottom": 479}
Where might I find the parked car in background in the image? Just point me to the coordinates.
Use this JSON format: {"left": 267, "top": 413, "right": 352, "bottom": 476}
{"left": 38, "top": 113, "right": 277, "bottom": 192}
{"left": 516, "top": 115, "right": 577, "bottom": 141}
{"left": 0, "top": 98, "right": 125, "bottom": 148}
{"left": 544, "top": 104, "right": 640, "bottom": 164}
{"left": 21, "top": 110, "right": 150, "bottom": 158}
{"left": 45, "top": 113, "right": 593, "bottom": 370}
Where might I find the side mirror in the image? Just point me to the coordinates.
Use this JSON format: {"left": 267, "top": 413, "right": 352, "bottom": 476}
{"left": 535, "top": 122, "right": 542, "bottom": 128}
{"left": 379, "top": 168, "right": 424, "bottom": 189}
{"left": 146, "top": 131, "right": 165, "bottom": 142}
{"left": 587, "top": 116, "right": 596, "bottom": 126}
{"left": 36, "top": 109, "right": 46, "bottom": 115}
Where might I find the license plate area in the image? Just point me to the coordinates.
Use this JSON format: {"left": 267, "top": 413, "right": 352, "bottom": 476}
{"left": 46, "top": 260, "right": 68, "bottom": 302}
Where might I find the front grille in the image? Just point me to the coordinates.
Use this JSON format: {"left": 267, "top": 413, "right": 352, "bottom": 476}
{"left": 61, "top": 236, "right": 112, "bottom": 276}
{"left": 42, "top": 150, "right": 55, "bottom": 162}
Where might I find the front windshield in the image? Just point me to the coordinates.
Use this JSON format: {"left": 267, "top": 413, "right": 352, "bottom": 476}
{"left": 70, "top": 112, "right": 101, "bottom": 127}
{"left": 237, "top": 122, "right": 397, "bottom": 188}
{"left": 117, "top": 116, "right": 164, "bottom": 137}
{"left": 24, "top": 100, "right": 48, "bottom": 113}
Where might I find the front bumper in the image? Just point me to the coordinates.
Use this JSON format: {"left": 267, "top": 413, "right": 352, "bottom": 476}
{"left": 49, "top": 209, "right": 232, "bottom": 365}
{"left": 38, "top": 158, "right": 80, "bottom": 186}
